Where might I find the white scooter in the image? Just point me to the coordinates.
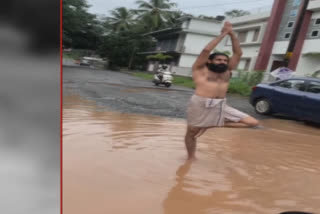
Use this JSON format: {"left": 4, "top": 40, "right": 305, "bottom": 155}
{"left": 153, "top": 65, "right": 174, "bottom": 88}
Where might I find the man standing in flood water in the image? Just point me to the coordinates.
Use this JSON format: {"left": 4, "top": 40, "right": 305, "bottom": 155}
{"left": 185, "top": 21, "right": 260, "bottom": 160}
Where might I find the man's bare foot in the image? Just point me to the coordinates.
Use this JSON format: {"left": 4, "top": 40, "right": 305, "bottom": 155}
{"left": 187, "top": 156, "right": 198, "bottom": 161}
{"left": 252, "top": 125, "right": 265, "bottom": 129}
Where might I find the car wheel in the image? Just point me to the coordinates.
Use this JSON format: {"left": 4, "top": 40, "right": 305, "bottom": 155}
{"left": 165, "top": 83, "right": 171, "bottom": 87}
{"left": 254, "top": 98, "right": 272, "bottom": 115}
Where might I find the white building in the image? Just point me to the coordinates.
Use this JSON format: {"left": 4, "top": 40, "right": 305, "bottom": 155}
{"left": 142, "top": 16, "right": 225, "bottom": 76}
{"left": 223, "top": 12, "right": 270, "bottom": 72}
{"left": 259, "top": 0, "right": 320, "bottom": 78}
{"left": 143, "top": 0, "right": 320, "bottom": 78}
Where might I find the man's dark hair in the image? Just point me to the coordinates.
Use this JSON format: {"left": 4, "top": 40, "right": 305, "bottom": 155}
{"left": 209, "top": 53, "right": 229, "bottom": 60}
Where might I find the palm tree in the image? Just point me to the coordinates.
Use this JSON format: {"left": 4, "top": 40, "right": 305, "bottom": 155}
{"left": 134, "top": 0, "right": 177, "bottom": 31}
{"left": 166, "top": 10, "right": 186, "bottom": 28}
{"left": 106, "top": 7, "right": 135, "bottom": 32}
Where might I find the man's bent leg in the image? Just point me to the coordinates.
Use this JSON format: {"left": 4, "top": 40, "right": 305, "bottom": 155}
{"left": 224, "top": 105, "right": 259, "bottom": 128}
{"left": 239, "top": 116, "right": 259, "bottom": 127}
{"left": 224, "top": 116, "right": 259, "bottom": 128}
{"left": 184, "top": 126, "right": 202, "bottom": 160}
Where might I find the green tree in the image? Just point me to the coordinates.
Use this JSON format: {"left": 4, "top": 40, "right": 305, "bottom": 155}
{"left": 147, "top": 53, "right": 173, "bottom": 62}
{"left": 63, "top": 0, "right": 103, "bottom": 49}
{"left": 224, "top": 9, "right": 250, "bottom": 18}
{"left": 166, "top": 10, "right": 186, "bottom": 28}
{"left": 106, "top": 7, "right": 135, "bottom": 32}
{"left": 98, "top": 31, "right": 154, "bottom": 69}
{"left": 198, "top": 15, "right": 215, "bottom": 20}
{"left": 134, "top": 0, "right": 177, "bottom": 31}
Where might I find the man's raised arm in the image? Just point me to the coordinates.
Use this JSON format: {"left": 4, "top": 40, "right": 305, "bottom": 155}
{"left": 192, "top": 33, "right": 227, "bottom": 70}
{"left": 227, "top": 29, "right": 243, "bottom": 71}
{"left": 192, "top": 21, "right": 232, "bottom": 79}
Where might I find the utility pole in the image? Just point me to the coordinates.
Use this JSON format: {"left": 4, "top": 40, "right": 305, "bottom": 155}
{"left": 283, "top": 0, "right": 310, "bottom": 67}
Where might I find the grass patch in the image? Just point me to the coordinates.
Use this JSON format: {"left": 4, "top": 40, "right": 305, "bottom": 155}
{"left": 172, "top": 76, "right": 195, "bottom": 89}
{"left": 63, "top": 53, "right": 74, "bottom": 59}
{"left": 132, "top": 72, "right": 154, "bottom": 80}
{"left": 63, "top": 52, "right": 82, "bottom": 60}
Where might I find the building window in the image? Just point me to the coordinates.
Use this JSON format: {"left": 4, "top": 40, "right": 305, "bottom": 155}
{"left": 237, "top": 31, "right": 247, "bottom": 43}
{"left": 252, "top": 29, "right": 260, "bottom": 42}
{"left": 311, "top": 30, "right": 319, "bottom": 37}
{"left": 244, "top": 59, "right": 251, "bottom": 70}
{"left": 293, "top": 0, "right": 301, "bottom": 7}
{"left": 290, "top": 9, "right": 298, "bottom": 17}
{"left": 284, "top": 33, "right": 291, "bottom": 39}
{"left": 287, "top": 22, "right": 294, "bottom": 28}
{"left": 315, "top": 18, "right": 320, "bottom": 25}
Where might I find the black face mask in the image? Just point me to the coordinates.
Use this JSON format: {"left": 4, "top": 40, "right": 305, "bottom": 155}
{"left": 206, "top": 63, "right": 228, "bottom": 73}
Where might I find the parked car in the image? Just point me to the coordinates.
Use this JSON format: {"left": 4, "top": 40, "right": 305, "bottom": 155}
{"left": 79, "top": 59, "right": 91, "bottom": 66}
{"left": 250, "top": 77, "right": 320, "bottom": 123}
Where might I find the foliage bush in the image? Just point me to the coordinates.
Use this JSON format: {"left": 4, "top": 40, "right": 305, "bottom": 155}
{"left": 228, "top": 70, "right": 265, "bottom": 96}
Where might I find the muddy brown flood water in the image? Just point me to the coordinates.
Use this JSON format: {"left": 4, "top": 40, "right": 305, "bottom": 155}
{"left": 63, "top": 95, "right": 320, "bottom": 214}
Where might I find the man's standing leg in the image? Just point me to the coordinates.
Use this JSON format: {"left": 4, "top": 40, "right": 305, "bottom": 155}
{"left": 184, "top": 126, "right": 203, "bottom": 160}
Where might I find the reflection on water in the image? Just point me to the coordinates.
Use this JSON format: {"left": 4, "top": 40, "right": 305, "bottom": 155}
{"left": 63, "top": 94, "right": 320, "bottom": 214}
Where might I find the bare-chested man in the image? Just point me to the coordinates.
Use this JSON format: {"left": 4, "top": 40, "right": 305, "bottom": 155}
{"left": 185, "top": 21, "right": 260, "bottom": 160}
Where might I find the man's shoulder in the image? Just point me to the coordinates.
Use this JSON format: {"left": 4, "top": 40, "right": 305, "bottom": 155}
{"left": 193, "top": 65, "right": 207, "bottom": 73}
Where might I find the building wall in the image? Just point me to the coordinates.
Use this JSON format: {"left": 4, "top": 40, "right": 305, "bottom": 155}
{"left": 188, "top": 19, "right": 221, "bottom": 34}
{"left": 300, "top": 39, "right": 320, "bottom": 53}
{"left": 306, "top": 11, "right": 320, "bottom": 39}
{"left": 271, "top": 39, "right": 320, "bottom": 76}
{"left": 272, "top": 41, "right": 290, "bottom": 54}
{"left": 155, "top": 36, "right": 179, "bottom": 52}
{"left": 295, "top": 54, "right": 320, "bottom": 76}
{"left": 172, "top": 65, "right": 192, "bottom": 77}
{"left": 225, "top": 22, "right": 268, "bottom": 45}
{"left": 183, "top": 33, "right": 221, "bottom": 55}
{"left": 222, "top": 16, "right": 269, "bottom": 71}
{"left": 269, "top": 0, "right": 300, "bottom": 73}
{"left": 152, "top": 3, "right": 320, "bottom": 78}
{"left": 276, "top": 0, "right": 301, "bottom": 41}
{"left": 178, "top": 54, "right": 198, "bottom": 68}
{"left": 175, "top": 33, "right": 186, "bottom": 52}
{"left": 270, "top": 2, "right": 320, "bottom": 76}
{"left": 307, "top": 0, "right": 320, "bottom": 13}
{"left": 295, "top": 8, "right": 320, "bottom": 77}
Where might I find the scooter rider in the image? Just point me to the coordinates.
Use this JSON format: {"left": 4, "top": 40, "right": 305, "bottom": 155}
{"left": 156, "top": 64, "right": 169, "bottom": 81}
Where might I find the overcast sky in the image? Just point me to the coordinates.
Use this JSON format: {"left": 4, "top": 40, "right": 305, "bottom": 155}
{"left": 87, "top": 0, "right": 275, "bottom": 18}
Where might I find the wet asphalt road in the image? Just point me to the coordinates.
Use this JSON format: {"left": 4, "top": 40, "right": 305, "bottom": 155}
{"left": 63, "top": 65, "right": 269, "bottom": 120}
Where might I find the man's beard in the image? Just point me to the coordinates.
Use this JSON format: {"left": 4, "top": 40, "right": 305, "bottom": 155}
{"left": 206, "top": 63, "right": 228, "bottom": 73}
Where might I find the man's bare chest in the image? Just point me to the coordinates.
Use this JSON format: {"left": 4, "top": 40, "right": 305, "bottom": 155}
{"left": 206, "top": 71, "right": 231, "bottom": 82}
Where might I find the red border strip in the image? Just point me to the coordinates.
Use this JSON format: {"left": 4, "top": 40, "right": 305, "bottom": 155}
{"left": 60, "top": 0, "right": 63, "bottom": 212}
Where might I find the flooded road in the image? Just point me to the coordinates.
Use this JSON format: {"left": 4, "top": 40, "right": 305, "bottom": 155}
{"left": 63, "top": 94, "right": 320, "bottom": 214}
